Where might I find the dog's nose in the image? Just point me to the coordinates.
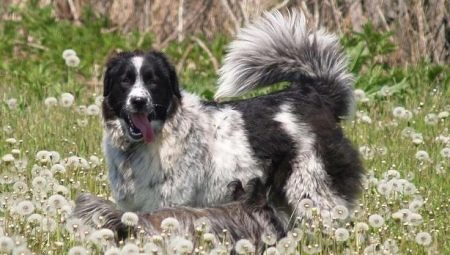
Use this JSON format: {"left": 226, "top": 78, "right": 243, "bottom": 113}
{"left": 130, "top": 97, "right": 148, "bottom": 109}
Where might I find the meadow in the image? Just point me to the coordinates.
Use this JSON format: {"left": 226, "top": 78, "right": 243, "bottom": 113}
{"left": 0, "top": 4, "right": 449, "bottom": 255}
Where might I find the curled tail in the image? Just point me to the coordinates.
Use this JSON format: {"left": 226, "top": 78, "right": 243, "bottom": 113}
{"left": 215, "top": 10, "right": 354, "bottom": 119}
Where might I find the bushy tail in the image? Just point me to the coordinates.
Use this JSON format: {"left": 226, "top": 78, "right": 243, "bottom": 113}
{"left": 73, "top": 193, "right": 132, "bottom": 237}
{"left": 215, "top": 10, "right": 354, "bottom": 118}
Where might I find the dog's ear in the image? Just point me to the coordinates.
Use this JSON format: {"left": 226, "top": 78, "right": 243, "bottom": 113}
{"left": 103, "top": 54, "right": 121, "bottom": 97}
{"left": 149, "top": 51, "right": 181, "bottom": 99}
{"left": 226, "top": 179, "right": 246, "bottom": 201}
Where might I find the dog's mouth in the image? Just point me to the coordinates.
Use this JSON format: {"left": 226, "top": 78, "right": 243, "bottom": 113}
{"left": 123, "top": 113, "right": 154, "bottom": 143}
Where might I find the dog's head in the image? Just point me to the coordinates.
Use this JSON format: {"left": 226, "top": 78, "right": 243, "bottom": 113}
{"left": 102, "top": 51, "right": 181, "bottom": 143}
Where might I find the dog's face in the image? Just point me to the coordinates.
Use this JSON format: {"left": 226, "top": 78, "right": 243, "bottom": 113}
{"left": 102, "top": 51, "right": 181, "bottom": 143}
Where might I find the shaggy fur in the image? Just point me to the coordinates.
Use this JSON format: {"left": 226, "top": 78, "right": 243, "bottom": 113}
{"left": 74, "top": 179, "right": 287, "bottom": 251}
{"left": 101, "top": 10, "right": 363, "bottom": 216}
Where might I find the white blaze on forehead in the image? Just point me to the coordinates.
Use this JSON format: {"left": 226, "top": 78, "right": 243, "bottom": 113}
{"left": 127, "top": 56, "right": 150, "bottom": 104}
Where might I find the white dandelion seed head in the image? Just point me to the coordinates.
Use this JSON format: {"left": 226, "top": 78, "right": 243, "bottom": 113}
{"left": 59, "top": 93, "right": 75, "bottom": 107}
{"left": 41, "top": 217, "right": 57, "bottom": 232}
{"left": 121, "top": 211, "right": 139, "bottom": 227}
{"left": 27, "top": 213, "right": 43, "bottom": 225}
{"left": 392, "top": 106, "right": 406, "bottom": 119}
{"left": 424, "top": 113, "right": 438, "bottom": 125}
{"left": 438, "top": 111, "right": 449, "bottom": 119}
{"left": 409, "top": 199, "right": 424, "bottom": 212}
{"left": 170, "top": 237, "right": 194, "bottom": 254}
{"left": 13, "top": 181, "right": 28, "bottom": 194}
{"left": 51, "top": 163, "right": 66, "bottom": 174}
{"left": 32, "top": 176, "right": 47, "bottom": 191}
{"left": 44, "top": 97, "right": 58, "bottom": 107}
{"left": 383, "top": 169, "right": 400, "bottom": 180}
{"left": 89, "top": 155, "right": 101, "bottom": 167}
{"left": 104, "top": 247, "right": 121, "bottom": 255}
{"left": 411, "top": 133, "right": 424, "bottom": 145}
{"left": 68, "top": 246, "right": 88, "bottom": 255}
{"left": 354, "top": 222, "right": 369, "bottom": 232}
{"left": 65, "top": 218, "right": 84, "bottom": 234}
{"left": 378, "top": 86, "right": 391, "bottom": 97}
{"left": 2, "top": 154, "right": 15, "bottom": 163}
{"left": 436, "top": 134, "right": 450, "bottom": 145}
{"left": 376, "top": 181, "right": 392, "bottom": 196}
{"left": 6, "top": 98, "right": 18, "bottom": 110}
{"left": 368, "top": 214, "right": 384, "bottom": 228}
{"left": 403, "top": 182, "right": 417, "bottom": 195}
{"left": 161, "top": 217, "right": 180, "bottom": 231}
{"left": 35, "top": 150, "right": 51, "bottom": 163}
{"left": 392, "top": 208, "right": 411, "bottom": 221}
{"left": 193, "top": 217, "right": 212, "bottom": 233}
{"left": 77, "top": 119, "right": 88, "bottom": 127}
{"left": 401, "top": 127, "right": 415, "bottom": 138}
{"left": 12, "top": 246, "right": 32, "bottom": 255}
{"left": 383, "top": 239, "right": 399, "bottom": 254}
{"left": 334, "top": 228, "right": 350, "bottom": 242}
{"left": 65, "top": 55, "right": 80, "bottom": 67}
{"left": 62, "top": 49, "right": 77, "bottom": 59}
{"left": 415, "top": 231, "right": 432, "bottom": 246}
{"left": 415, "top": 150, "right": 430, "bottom": 161}
{"left": 39, "top": 169, "right": 53, "bottom": 180}
{"left": 440, "top": 147, "right": 450, "bottom": 159}
{"left": 16, "top": 200, "right": 35, "bottom": 216}
{"left": 360, "top": 114, "right": 372, "bottom": 124}
{"left": 5, "top": 138, "right": 17, "bottom": 144}
{"left": 235, "top": 239, "right": 255, "bottom": 255}
{"left": 0, "top": 235, "right": 14, "bottom": 253}
{"left": 143, "top": 243, "right": 162, "bottom": 254}
{"left": 87, "top": 104, "right": 100, "bottom": 116}
{"left": 359, "top": 146, "right": 374, "bottom": 160}
{"left": 263, "top": 247, "right": 280, "bottom": 255}
{"left": 95, "top": 96, "right": 103, "bottom": 106}
{"left": 288, "top": 228, "right": 303, "bottom": 242}
{"left": 48, "top": 194, "right": 68, "bottom": 209}
{"left": 407, "top": 213, "right": 423, "bottom": 226}
{"left": 14, "top": 158, "right": 28, "bottom": 172}
{"left": 331, "top": 205, "right": 349, "bottom": 220}
{"left": 353, "top": 89, "right": 366, "bottom": 102}
{"left": 202, "top": 233, "right": 217, "bottom": 244}
{"left": 297, "top": 198, "right": 314, "bottom": 216}
{"left": 302, "top": 243, "right": 322, "bottom": 254}
{"left": 76, "top": 105, "right": 87, "bottom": 115}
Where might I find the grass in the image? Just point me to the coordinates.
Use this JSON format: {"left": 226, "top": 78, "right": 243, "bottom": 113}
{"left": 1, "top": 3, "right": 449, "bottom": 255}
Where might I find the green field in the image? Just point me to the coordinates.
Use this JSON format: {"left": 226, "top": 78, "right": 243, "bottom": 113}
{"left": 1, "top": 4, "right": 449, "bottom": 255}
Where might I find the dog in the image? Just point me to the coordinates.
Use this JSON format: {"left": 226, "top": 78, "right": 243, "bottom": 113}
{"left": 74, "top": 178, "right": 287, "bottom": 251}
{"left": 101, "top": 11, "right": 363, "bottom": 216}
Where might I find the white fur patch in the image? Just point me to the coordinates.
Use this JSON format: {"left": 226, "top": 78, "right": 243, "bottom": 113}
{"left": 126, "top": 56, "right": 151, "bottom": 111}
{"left": 274, "top": 104, "right": 346, "bottom": 213}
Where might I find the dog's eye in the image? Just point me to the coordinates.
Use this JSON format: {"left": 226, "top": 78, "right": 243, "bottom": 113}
{"left": 121, "top": 77, "right": 132, "bottom": 84}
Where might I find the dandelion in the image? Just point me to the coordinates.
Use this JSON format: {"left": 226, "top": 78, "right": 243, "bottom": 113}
{"left": 65, "top": 55, "right": 80, "bottom": 67}
{"left": 383, "top": 239, "right": 399, "bottom": 254}
{"left": 55, "top": 185, "right": 70, "bottom": 196}
{"left": 161, "top": 217, "right": 180, "bottom": 231}
{"left": 44, "top": 97, "right": 58, "bottom": 107}
{"left": 403, "top": 182, "right": 417, "bottom": 195}
{"left": 401, "top": 127, "right": 415, "bottom": 138}
{"left": 440, "top": 147, "right": 450, "bottom": 159}
{"left": 415, "top": 231, "right": 432, "bottom": 246}
{"left": 89, "top": 155, "right": 100, "bottom": 168}
{"left": 13, "top": 181, "right": 28, "bottom": 194}
{"left": 41, "top": 217, "right": 57, "bottom": 232}
{"left": 87, "top": 104, "right": 100, "bottom": 116}
{"left": 36, "top": 150, "right": 50, "bottom": 163}
{"left": 288, "top": 228, "right": 303, "bottom": 242}
{"left": 302, "top": 244, "right": 322, "bottom": 254}
{"left": 5, "top": 138, "right": 17, "bottom": 144}
{"left": 32, "top": 176, "right": 47, "bottom": 191}
{"left": 378, "top": 86, "right": 392, "bottom": 97}
{"left": 104, "top": 247, "right": 121, "bottom": 255}
{"left": 334, "top": 228, "right": 349, "bottom": 242}
{"left": 438, "top": 111, "right": 449, "bottom": 119}
{"left": 409, "top": 199, "right": 424, "bottom": 212}
{"left": 331, "top": 205, "right": 349, "bottom": 220}
{"left": 12, "top": 246, "right": 32, "bottom": 255}
{"left": 392, "top": 106, "right": 406, "bottom": 119}
{"left": 363, "top": 244, "right": 378, "bottom": 255}
{"left": 360, "top": 115, "right": 372, "bottom": 124}
{"left": 51, "top": 163, "right": 66, "bottom": 174}
{"left": 424, "top": 113, "right": 438, "bottom": 125}
{"left": 76, "top": 105, "right": 87, "bottom": 115}
{"left": 68, "top": 246, "right": 88, "bottom": 255}
{"left": 27, "top": 213, "right": 43, "bottom": 225}
{"left": 49, "top": 151, "right": 61, "bottom": 163}
{"left": 60, "top": 93, "right": 75, "bottom": 107}
{"left": 235, "top": 239, "right": 255, "bottom": 255}
{"left": 16, "top": 200, "right": 35, "bottom": 216}
{"left": 0, "top": 236, "right": 14, "bottom": 253}
{"left": 2, "top": 154, "right": 14, "bottom": 163}
{"left": 65, "top": 218, "right": 84, "bottom": 234}
{"left": 6, "top": 98, "right": 18, "bottom": 109}
{"left": 411, "top": 133, "right": 424, "bottom": 144}
{"left": 77, "top": 119, "right": 88, "bottom": 127}
{"left": 62, "top": 49, "right": 77, "bottom": 59}
{"left": 415, "top": 150, "right": 430, "bottom": 161}
{"left": 392, "top": 209, "right": 411, "bottom": 221}
{"left": 95, "top": 96, "right": 103, "bottom": 106}
{"left": 48, "top": 194, "right": 68, "bottom": 209}
{"left": 263, "top": 247, "right": 280, "bottom": 255}
{"left": 383, "top": 169, "right": 400, "bottom": 180}
{"left": 407, "top": 213, "right": 423, "bottom": 226}
{"left": 14, "top": 158, "right": 27, "bottom": 172}
{"left": 121, "top": 211, "right": 139, "bottom": 227}
{"left": 359, "top": 146, "right": 374, "bottom": 160}
{"left": 297, "top": 198, "right": 314, "bottom": 216}
{"left": 353, "top": 89, "right": 366, "bottom": 102}
{"left": 203, "top": 233, "right": 217, "bottom": 244}
{"left": 170, "top": 237, "right": 194, "bottom": 254}
{"left": 368, "top": 214, "right": 384, "bottom": 228}
{"left": 354, "top": 222, "right": 369, "bottom": 232}
{"left": 376, "top": 181, "right": 392, "bottom": 196}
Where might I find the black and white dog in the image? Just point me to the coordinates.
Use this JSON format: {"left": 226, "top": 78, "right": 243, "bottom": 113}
{"left": 101, "top": 11, "right": 363, "bottom": 216}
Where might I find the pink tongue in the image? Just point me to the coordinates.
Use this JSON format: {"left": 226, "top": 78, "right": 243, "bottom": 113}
{"left": 131, "top": 113, "right": 154, "bottom": 143}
